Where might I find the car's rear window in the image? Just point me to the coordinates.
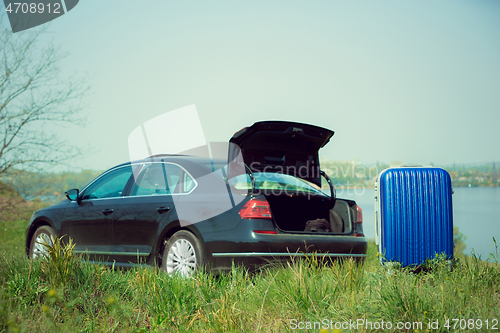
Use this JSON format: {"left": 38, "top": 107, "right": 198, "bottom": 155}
{"left": 228, "top": 172, "right": 327, "bottom": 196}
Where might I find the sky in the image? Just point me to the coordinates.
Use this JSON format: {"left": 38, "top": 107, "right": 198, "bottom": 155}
{"left": 2, "top": 0, "right": 500, "bottom": 171}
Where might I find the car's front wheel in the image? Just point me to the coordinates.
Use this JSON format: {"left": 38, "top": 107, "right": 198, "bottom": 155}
{"left": 161, "top": 230, "right": 206, "bottom": 277}
{"left": 29, "top": 225, "right": 55, "bottom": 259}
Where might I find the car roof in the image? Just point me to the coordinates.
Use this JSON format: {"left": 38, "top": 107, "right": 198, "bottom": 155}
{"left": 111, "top": 155, "right": 226, "bottom": 170}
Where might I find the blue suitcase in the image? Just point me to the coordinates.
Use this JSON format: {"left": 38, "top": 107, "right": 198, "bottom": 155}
{"left": 374, "top": 166, "right": 454, "bottom": 267}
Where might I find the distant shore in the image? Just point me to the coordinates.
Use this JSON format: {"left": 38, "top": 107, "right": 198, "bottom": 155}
{"left": 322, "top": 184, "right": 499, "bottom": 190}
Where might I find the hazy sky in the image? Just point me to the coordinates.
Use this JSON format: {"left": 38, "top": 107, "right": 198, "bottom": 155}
{"left": 3, "top": 0, "right": 500, "bottom": 171}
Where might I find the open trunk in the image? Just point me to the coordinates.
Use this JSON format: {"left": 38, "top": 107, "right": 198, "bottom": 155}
{"left": 229, "top": 121, "right": 334, "bottom": 187}
{"left": 266, "top": 194, "right": 357, "bottom": 234}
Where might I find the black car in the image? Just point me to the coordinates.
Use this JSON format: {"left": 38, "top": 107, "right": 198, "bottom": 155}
{"left": 26, "top": 121, "right": 367, "bottom": 276}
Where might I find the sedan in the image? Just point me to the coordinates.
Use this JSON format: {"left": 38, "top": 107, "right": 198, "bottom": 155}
{"left": 26, "top": 121, "right": 367, "bottom": 276}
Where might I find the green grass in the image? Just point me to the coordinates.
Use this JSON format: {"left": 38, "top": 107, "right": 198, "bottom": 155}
{"left": 0, "top": 219, "right": 28, "bottom": 257}
{"left": 1, "top": 221, "right": 499, "bottom": 333}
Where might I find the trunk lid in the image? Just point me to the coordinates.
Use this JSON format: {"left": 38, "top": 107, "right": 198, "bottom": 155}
{"left": 229, "top": 121, "right": 334, "bottom": 187}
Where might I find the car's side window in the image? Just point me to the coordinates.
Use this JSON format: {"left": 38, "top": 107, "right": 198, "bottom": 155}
{"left": 81, "top": 167, "right": 133, "bottom": 200}
{"left": 130, "top": 163, "right": 196, "bottom": 196}
{"left": 182, "top": 172, "right": 195, "bottom": 193}
{"left": 130, "top": 164, "right": 170, "bottom": 196}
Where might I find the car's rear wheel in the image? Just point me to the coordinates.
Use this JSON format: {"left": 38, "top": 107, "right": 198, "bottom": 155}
{"left": 29, "top": 226, "right": 55, "bottom": 259}
{"left": 162, "top": 230, "right": 205, "bottom": 277}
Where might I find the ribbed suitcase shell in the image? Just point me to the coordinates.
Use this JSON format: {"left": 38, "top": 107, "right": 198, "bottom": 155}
{"left": 375, "top": 167, "right": 453, "bottom": 267}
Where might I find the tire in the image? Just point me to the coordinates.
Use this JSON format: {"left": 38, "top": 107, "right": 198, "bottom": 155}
{"left": 161, "top": 230, "right": 206, "bottom": 277}
{"left": 29, "top": 225, "right": 56, "bottom": 259}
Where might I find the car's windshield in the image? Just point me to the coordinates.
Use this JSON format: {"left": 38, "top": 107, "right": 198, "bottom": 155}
{"left": 229, "top": 172, "right": 328, "bottom": 196}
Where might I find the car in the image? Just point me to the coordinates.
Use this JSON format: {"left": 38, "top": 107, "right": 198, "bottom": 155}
{"left": 26, "top": 121, "right": 367, "bottom": 276}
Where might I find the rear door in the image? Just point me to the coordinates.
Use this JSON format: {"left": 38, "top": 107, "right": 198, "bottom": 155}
{"left": 112, "top": 162, "right": 195, "bottom": 263}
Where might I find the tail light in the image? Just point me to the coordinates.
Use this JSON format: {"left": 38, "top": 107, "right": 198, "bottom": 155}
{"left": 239, "top": 198, "right": 272, "bottom": 219}
{"left": 354, "top": 205, "right": 364, "bottom": 237}
{"left": 356, "top": 205, "right": 363, "bottom": 223}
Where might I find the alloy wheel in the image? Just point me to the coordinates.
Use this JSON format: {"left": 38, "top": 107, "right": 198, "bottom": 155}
{"left": 166, "top": 238, "right": 197, "bottom": 277}
{"left": 33, "top": 233, "right": 52, "bottom": 258}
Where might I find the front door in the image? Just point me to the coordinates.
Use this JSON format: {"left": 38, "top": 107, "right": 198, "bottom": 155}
{"left": 61, "top": 165, "right": 134, "bottom": 263}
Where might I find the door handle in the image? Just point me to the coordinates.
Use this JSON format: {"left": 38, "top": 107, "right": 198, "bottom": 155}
{"left": 102, "top": 209, "right": 114, "bottom": 215}
{"left": 156, "top": 206, "right": 170, "bottom": 214}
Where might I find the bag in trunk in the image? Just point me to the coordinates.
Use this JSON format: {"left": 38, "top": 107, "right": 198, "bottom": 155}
{"left": 304, "top": 218, "right": 331, "bottom": 233}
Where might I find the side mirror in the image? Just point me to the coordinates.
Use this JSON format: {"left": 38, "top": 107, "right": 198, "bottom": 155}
{"left": 65, "top": 189, "right": 79, "bottom": 201}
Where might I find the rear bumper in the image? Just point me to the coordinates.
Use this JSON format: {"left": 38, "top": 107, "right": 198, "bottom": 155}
{"left": 203, "top": 219, "right": 368, "bottom": 271}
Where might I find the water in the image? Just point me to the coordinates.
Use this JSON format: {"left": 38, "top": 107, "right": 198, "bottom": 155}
{"left": 338, "top": 187, "right": 500, "bottom": 259}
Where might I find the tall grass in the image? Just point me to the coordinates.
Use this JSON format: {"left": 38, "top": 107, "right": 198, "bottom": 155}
{"left": 1, "top": 221, "right": 499, "bottom": 332}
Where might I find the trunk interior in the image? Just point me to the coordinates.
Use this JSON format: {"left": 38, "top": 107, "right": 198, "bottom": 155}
{"left": 266, "top": 194, "right": 355, "bottom": 234}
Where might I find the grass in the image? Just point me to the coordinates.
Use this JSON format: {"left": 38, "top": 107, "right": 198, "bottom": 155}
{"left": 1, "top": 220, "right": 499, "bottom": 333}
